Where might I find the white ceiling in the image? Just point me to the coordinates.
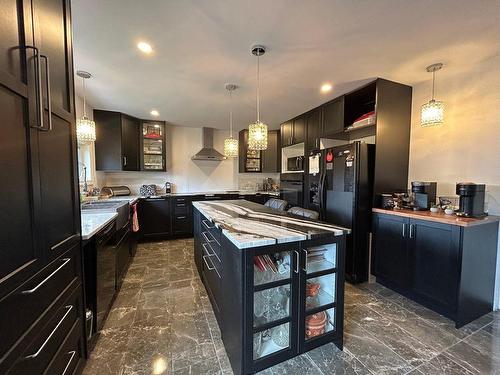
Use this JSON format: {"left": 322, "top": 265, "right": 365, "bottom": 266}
{"left": 72, "top": 0, "right": 500, "bottom": 130}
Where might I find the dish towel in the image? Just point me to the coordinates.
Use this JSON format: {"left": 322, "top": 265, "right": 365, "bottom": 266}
{"left": 131, "top": 203, "right": 140, "bottom": 232}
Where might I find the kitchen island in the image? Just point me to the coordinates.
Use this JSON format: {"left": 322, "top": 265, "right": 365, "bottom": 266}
{"left": 193, "top": 200, "right": 349, "bottom": 375}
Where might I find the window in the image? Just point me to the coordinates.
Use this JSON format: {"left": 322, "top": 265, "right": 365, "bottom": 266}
{"left": 77, "top": 142, "right": 96, "bottom": 188}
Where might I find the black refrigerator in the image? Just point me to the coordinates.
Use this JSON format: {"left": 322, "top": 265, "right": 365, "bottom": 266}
{"left": 308, "top": 141, "right": 375, "bottom": 283}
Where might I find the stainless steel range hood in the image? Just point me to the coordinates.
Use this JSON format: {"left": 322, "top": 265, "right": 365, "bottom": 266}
{"left": 191, "top": 127, "right": 226, "bottom": 161}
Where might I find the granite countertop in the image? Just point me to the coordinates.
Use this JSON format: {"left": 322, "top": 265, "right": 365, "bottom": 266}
{"left": 193, "top": 200, "right": 349, "bottom": 249}
{"left": 81, "top": 212, "right": 117, "bottom": 240}
{"left": 373, "top": 208, "right": 500, "bottom": 227}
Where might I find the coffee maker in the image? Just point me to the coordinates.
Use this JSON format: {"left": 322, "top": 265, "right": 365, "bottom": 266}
{"left": 456, "top": 183, "right": 486, "bottom": 217}
{"left": 411, "top": 181, "right": 437, "bottom": 210}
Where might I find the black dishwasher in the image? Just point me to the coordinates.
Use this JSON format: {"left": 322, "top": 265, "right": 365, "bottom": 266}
{"left": 95, "top": 220, "right": 117, "bottom": 332}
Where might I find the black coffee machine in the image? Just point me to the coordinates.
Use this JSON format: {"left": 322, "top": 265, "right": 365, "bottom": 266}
{"left": 456, "top": 182, "right": 486, "bottom": 217}
{"left": 411, "top": 181, "right": 437, "bottom": 210}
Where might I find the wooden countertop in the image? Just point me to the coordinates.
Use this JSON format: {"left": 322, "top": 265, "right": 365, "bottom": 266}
{"left": 372, "top": 208, "right": 500, "bottom": 227}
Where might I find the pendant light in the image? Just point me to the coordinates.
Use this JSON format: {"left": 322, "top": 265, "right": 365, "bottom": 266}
{"left": 248, "top": 45, "right": 268, "bottom": 150}
{"left": 76, "top": 70, "right": 96, "bottom": 143}
{"left": 421, "top": 63, "right": 444, "bottom": 127}
{"left": 223, "top": 83, "right": 239, "bottom": 158}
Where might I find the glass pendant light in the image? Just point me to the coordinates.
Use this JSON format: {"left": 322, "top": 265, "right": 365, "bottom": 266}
{"left": 76, "top": 70, "right": 96, "bottom": 143}
{"left": 223, "top": 83, "right": 239, "bottom": 158}
{"left": 248, "top": 45, "right": 268, "bottom": 150}
{"left": 421, "top": 63, "right": 444, "bottom": 127}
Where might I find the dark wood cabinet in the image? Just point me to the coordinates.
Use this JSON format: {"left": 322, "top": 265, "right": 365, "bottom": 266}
{"left": 141, "top": 121, "right": 166, "bottom": 171}
{"left": 280, "top": 121, "right": 293, "bottom": 147}
{"left": 262, "top": 130, "right": 280, "bottom": 173}
{"left": 322, "top": 97, "right": 344, "bottom": 136}
{"left": 373, "top": 214, "right": 410, "bottom": 288}
{"left": 0, "top": 2, "right": 84, "bottom": 372}
{"left": 94, "top": 110, "right": 140, "bottom": 171}
{"left": 306, "top": 108, "right": 322, "bottom": 151}
{"left": 410, "top": 220, "right": 459, "bottom": 309}
{"left": 373, "top": 212, "right": 499, "bottom": 327}
{"left": 292, "top": 115, "right": 305, "bottom": 145}
{"left": 138, "top": 198, "right": 172, "bottom": 237}
{"left": 239, "top": 129, "right": 280, "bottom": 173}
{"left": 121, "top": 115, "right": 140, "bottom": 171}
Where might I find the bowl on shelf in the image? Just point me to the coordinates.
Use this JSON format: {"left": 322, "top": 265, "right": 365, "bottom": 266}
{"left": 444, "top": 208, "right": 455, "bottom": 215}
{"left": 430, "top": 207, "right": 439, "bottom": 213}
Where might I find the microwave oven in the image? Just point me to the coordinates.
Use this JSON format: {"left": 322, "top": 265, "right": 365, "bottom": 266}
{"left": 287, "top": 156, "right": 304, "bottom": 171}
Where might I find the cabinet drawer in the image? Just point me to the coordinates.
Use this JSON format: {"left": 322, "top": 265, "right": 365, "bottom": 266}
{"left": 174, "top": 203, "right": 189, "bottom": 214}
{"left": 173, "top": 215, "right": 191, "bottom": 234}
{"left": 0, "top": 245, "right": 81, "bottom": 360}
{"left": 173, "top": 197, "right": 190, "bottom": 204}
{"left": 5, "top": 284, "right": 82, "bottom": 375}
{"left": 44, "top": 319, "right": 84, "bottom": 375}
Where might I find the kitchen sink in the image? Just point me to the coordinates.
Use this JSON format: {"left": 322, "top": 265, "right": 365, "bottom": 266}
{"left": 81, "top": 200, "right": 130, "bottom": 229}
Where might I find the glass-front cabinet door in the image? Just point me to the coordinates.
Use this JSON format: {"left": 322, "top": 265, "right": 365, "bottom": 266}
{"left": 141, "top": 121, "right": 166, "bottom": 171}
{"left": 301, "top": 241, "right": 339, "bottom": 348}
{"left": 251, "top": 246, "right": 299, "bottom": 371}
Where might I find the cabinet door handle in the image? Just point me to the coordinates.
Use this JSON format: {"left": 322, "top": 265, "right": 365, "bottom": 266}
{"left": 21, "top": 258, "right": 71, "bottom": 294}
{"left": 409, "top": 224, "right": 414, "bottom": 238}
{"left": 303, "top": 249, "right": 308, "bottom": 272}
{"left": 26, "top": 46, "right": 45, "bottom": 131}
{"left": 402, "top": 223, "right": 406, "bottom": 238}
{"left": 61, "top": 351, "right": 77, "bottom": 375}
{"left": 294, "top": 250, "right": 299, "bottom": 274}
{"left": 40, "top": 54, "right": 52, "bottom": 131}
{"left": 24, "top": 305, "right": 73, "bottom": 359}
{"left": 123, "top": 156, "right": 127, "bottom": 167}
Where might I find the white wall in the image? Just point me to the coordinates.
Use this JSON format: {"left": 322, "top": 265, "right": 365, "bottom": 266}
{"left": 100, "top": 125, "right": 279, "bottom": 194}
{"left": 407, "top": 53, "right": 500, "bottom": 308}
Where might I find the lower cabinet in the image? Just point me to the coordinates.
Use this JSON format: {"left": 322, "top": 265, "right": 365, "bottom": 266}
{"left": 138, "top": 198, "right": 172, "bottom": 237}
{"left": 372, "top": 212, "right": 498, "bottom": 327}
{"left": 194, "top": 209, "right": 345, "bottom": 374}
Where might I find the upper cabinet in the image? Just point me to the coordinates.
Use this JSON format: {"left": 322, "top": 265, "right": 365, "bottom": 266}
{"left": 141, "top": 120, "right": 166, "bottom": 171}
{"left": 306, "top": 108, "right": 322, "bottom": 151}
{"left": 281, "top": 116, "right": 305, "bottom": 147}
{"left": 322, "top": 96, "right": 344, "bottom": 136}
{"left": 239, "top": 129, "right": 280, "bottom": 173}
{"left": 94, "top": 110, "right": 140, "bottom": 171}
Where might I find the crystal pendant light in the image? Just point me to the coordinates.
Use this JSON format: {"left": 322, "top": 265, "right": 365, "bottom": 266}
{"left": 421, "top": 63, "right": 444, "bottom": 127}
{"left": 248, "top": 45, "right": 268, "bottom": 150}
{"left": 76, "top": 71, "right": 96, "bottom": 143}
{"left": 223, "top": 83, "right": 239, "bottom": 158}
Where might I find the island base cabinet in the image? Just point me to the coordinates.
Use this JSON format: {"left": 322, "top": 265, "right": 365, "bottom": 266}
{"left": 194, "top": 208, "right": 346, "bottom": 375}
{"left": 372, "top": 212, "right": 499, "bottom": 328}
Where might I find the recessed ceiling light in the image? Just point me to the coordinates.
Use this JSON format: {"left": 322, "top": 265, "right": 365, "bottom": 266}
{"left": 150, "top": 110, "right": 159, "bottom": 117}
{"left": 321, "top": 83, "right": 333, "bottom": 93}
{"left": 137, "top": 41, "right": 153, "bottom": 54}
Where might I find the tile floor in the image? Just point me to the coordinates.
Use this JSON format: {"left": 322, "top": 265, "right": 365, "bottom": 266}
{"left": 82, "top": 239, "right": 500, "bottom": 375}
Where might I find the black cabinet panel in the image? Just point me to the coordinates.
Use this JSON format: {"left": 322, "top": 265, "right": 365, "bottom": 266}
{"left": 280, "top": 121, "right": 293, "bottom": 147}
{"left": 121, "top": 115, "right": 139, "bottom": 171}
{"left": 33, "top": 0, "right": 72, "bottom": 113}
{"left": 0, "top": 86, "right": 42, "bottom": 297}
{"left": 38, "top": 113, "right": 79, "bottom": 260}
{"left": 322, "top": 97, "right": 344, "bottom": 136}
{"left": 306, "top": 108, "right": 321, "bottom": 151}
{"left": 293, "top": 115, "right": 305, "bottom": 144}
{"left": 0, "top": 0, "right": 26, "bottom": 82}
{"left": 373, "top": 214, "right": 409, "bottom": 288}
{"left": 138, "top": 198, "right": 171, "bottom": 236}
{"left": 410, "top": 220, "right": 458, "bottom": 309}
{"left": 262, "top": 130, "right": 280, "bottom": 173}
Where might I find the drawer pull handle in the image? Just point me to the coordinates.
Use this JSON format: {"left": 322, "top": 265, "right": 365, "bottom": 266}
{"left": 202, "top": 231, "right": 220, "bottom": 247}
{"left": 62, "top": 350, "right": 77, "bottom": 375}
{"left": 202, "top": 219, "right": 214, "bottom": 229}
{"left": 203, "top": 255, "right": 221, "bottom": 279}
{"left": 177, "top": 216, "right": 187, "bottom": 219}
{"left": 202, "top": 243, "right": 220, "bottom": 262}
{"left": 21, "top": 258, "right": 71, "bottom": 294}
{"left": 25, "top": 305, "right": 73, "bottom": 359}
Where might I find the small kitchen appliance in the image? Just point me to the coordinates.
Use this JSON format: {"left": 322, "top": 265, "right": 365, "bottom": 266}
{"left": 411, "top": 181, "right": 437, "bottom": 210}
{"left": 456, "top": 182, "right": 486, "bottom": 217}
{"left": 165, "top": 182, "right": 172, "bottom": 193}
{"left": 287, "top": 156, "right": 304, "bottom": 171}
